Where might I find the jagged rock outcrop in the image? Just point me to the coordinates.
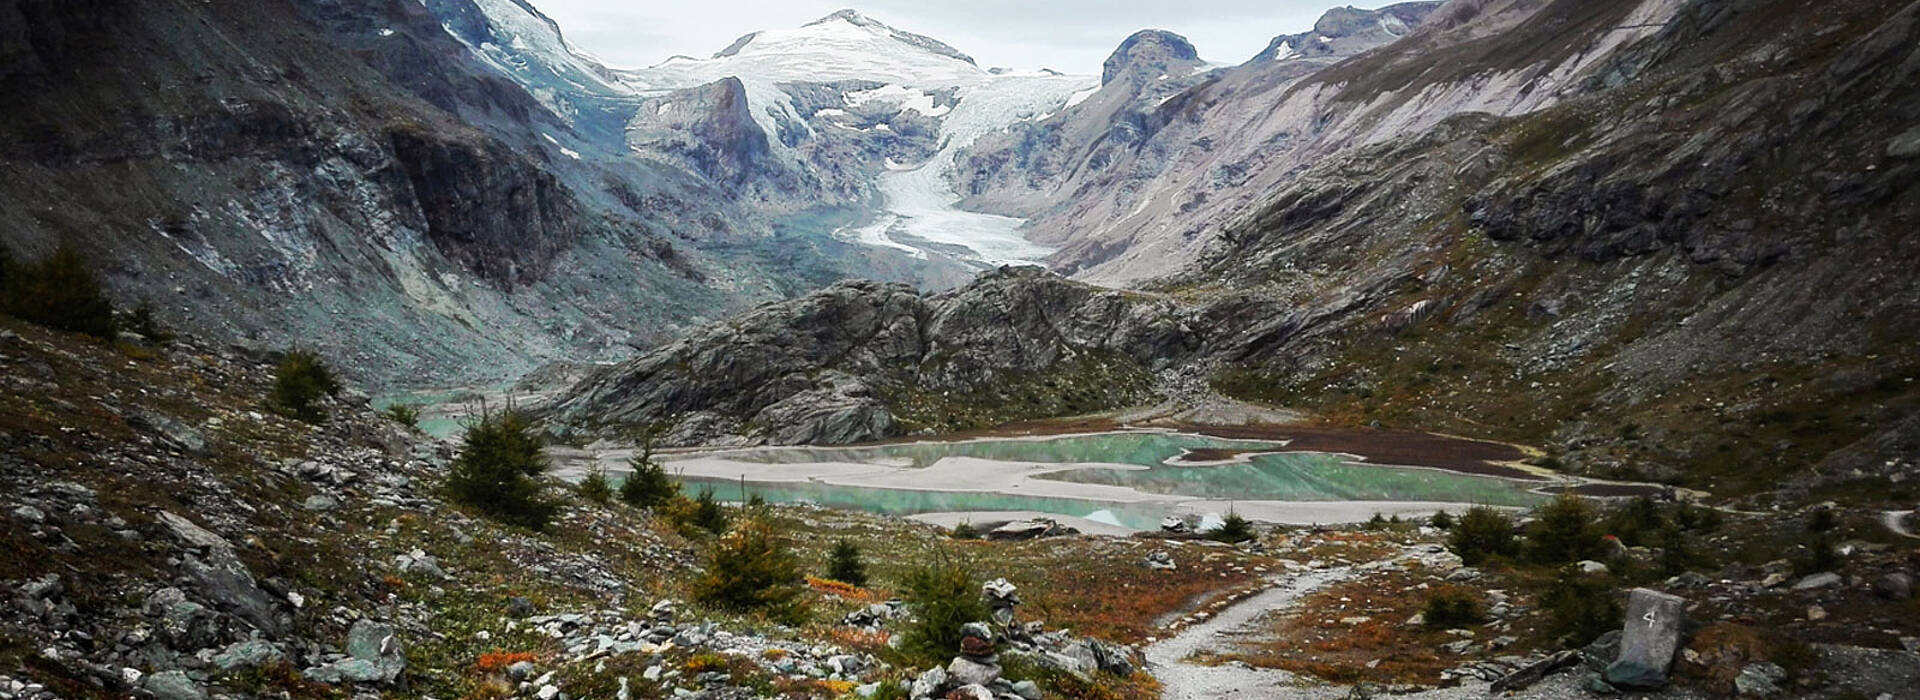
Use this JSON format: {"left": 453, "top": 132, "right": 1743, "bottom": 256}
{"left": 542, "top": 266, "right": 1194, "bottom": 444}
{"left": 627, "top": 77, "right": 775, "bottom": 187}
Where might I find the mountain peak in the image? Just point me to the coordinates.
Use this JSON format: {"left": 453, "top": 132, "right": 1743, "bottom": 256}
{"left": 806, "top": 9, "right": 875, "bottom": 27}
{"left": 1102, "top": 30, "right": 1201, "bottom": 86}
{"left": 702, "top": 8, "right": 975, "bottom": 70}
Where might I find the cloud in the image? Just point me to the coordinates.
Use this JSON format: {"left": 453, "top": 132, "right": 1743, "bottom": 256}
{"left": 527, "top": 0, "right": 1376, "bottom": 73}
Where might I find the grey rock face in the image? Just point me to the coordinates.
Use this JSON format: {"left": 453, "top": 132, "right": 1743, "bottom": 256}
{"left": 945, "top": 655, "right": 1001, "bottom": 687}
{"left": 212, "top": 639, "right": 285, "bottom": 671}
{"left": 154, "top": 512, "right": 284, "bottom": 635}
{"left": 542, "top": 267, "right": 1188, "bottom": 444}
{"left": 1603, "top": 588, "right": 1686, "bottom": 689}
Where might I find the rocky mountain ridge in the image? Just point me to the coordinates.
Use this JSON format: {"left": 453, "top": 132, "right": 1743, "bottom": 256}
{"left": 547, "top": 0, "right": 1920, "bottom": 502}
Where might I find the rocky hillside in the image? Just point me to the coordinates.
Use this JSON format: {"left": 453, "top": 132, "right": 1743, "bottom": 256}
{"left": 541, "top": 266, "right": 1192, "bottom": 444}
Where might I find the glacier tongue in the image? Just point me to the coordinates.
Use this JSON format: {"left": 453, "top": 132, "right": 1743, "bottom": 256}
{"left": 848, "top": 73, "right": 1093, "bottom": 268}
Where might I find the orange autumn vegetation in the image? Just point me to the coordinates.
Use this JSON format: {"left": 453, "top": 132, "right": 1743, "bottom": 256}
{"left": 475, "top": 650, "right": 538, "bottom": 674}
{"left": 806, "top": 575, "right": 877, "bottom": 601}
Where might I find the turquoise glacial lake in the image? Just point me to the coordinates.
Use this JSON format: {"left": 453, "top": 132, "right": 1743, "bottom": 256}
{"left": 662, "top": 432, "right": 1545, "bottom": 529}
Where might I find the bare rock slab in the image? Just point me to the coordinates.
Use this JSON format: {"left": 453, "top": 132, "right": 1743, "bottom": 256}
{"left": 1604, "top": 588, "right": 1686, "bottom": 689}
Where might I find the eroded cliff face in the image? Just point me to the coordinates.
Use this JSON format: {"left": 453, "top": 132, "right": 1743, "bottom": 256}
{"left": 0, "top": 0, "right": 762, "bottom": 384}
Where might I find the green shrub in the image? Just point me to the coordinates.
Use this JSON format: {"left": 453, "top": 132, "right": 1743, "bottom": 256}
{"left": 619, "top": 438, "right": 679, "bottom": 509}
{"left": 1210, "top": 512, "right": 1257, "bottom": 543}
{"left": 578, "top": 465, "right": 613, "bottom": 503}
{"left": 1366, "top": 512, "right": 1389, "bottom": 530}
{"left": 1541, "top": 568, "right": 1622, "bottom": 645}
{"left": 269, "top": 350, "right": 341, "bottom": 423}
{"left": 899, "top": 553, "right": 990, "bottom": 664}
{"left": 691, "top": 517, "right": 807, "bottom": 622}
{"left": 3, "top": 244, "right": 117, "bottom": 339}
{"left": 1423, "top": 588, "right": 1483, "bottom": 629}
{"left": 1605, "top": 495, "right": 1666, "bottom": 547}
{"left": 1448, "top": 506, "right": 1517, "bottom": 566}
{"left": 445, "top": 411, "right": 558, "bottom": 530}
{"left": 382, "top": 403, "right": 420, "bottom": 430}
{"left": 950, "top": 522, "right": 979, "bottom": 540}
{"left": 1527, "top": 492, "right": 1604, "bottom": 565}
{"left": 1430, "top": 510, "right": 1455, "bottom": 529}
{"left": 828, "top": 540, "right": 869, "bottom": 587}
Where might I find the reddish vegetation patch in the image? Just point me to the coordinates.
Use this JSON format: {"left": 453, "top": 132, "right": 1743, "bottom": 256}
{"left": 1181, "top": 423, "right": 1535, "bottom": 479}
{"left": 988, "top": 538, "right": 1267, "bottom": 644}
{"left": 1200, "top": 557, "right": 1548, "bottom": 685}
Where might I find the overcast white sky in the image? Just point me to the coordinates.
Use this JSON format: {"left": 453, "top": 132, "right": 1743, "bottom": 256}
{"left": 529, "top": 0, "right": 1379, "bottom": 74}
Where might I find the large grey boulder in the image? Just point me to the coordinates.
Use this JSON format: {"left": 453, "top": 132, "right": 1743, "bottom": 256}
{"left": 212, "top": 639, "right": 285, "bottom": 671}
{"left": 144, "top": 670, "right": 206, "bottom": 700}
{"left": 155, "top": 512, "right": 285, "bottom": 634}
{"left": 1603, "top": 588, "right": 1686, "bottom": 689}
{"left": 305, "top": 619, "right": 405, "bottom": 685}
{"left": 946, "top": 655, "right": 1001, "bottom": 687}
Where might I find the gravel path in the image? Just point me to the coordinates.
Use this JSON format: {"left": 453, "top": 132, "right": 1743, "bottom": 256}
{"left": 1144, "top": 568, "right": 1356, "bottom": 700}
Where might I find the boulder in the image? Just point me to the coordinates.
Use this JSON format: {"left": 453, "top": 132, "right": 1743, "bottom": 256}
{"left": 1793, "top": 572, "right": 1842, "bottom": 590}
{"left": 1603, "top": 588, "right": 1686, "bottom": 689}
{"left": 1734, "top": 662, "right": 1786, "bottom": 697}
{"left": 987, "top": 520, "right": 1058, "bottom": 540}
{"left": 396, "top": 549, "right": 448, "bottom": 580}
{"left": 910, "top": 666, "right": 948, "bottom": 699}
{"left": 1576, "top": 560, "right": 1610, "bottom": 575}
{"left": 144, "top": 670, "right": 206, "bottom": 700}
{"left": 305, "top": 619, "right": 405, "bottom": 685}
{"left": 1873, "top": 572, "right": 1913, "bottom": 600}
{"left": 946, "top": 656, "right": 1001, "bottom": 687}
{"left": 211, "top": 639, "right": 285, "bottom": 671}
{"left": 1145, "top": 551, "right": 1176, "bottom": 570}
{"left": 1159, "top": 516, "right": 1189, "bottom": 533}
{"left": 958, "top": 622, "right": 995, "bottom": 657}
{"left": 944, "top": 685, "right": 994, "bottom": 700}
{"left": 155, "top": 511, "right": 284, "bottom": 634}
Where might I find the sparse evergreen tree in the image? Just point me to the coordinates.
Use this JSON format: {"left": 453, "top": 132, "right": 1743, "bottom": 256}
{"left": 619, "top": 432, "right": 679, "bottom": 508}
{"left": 1366, "top": 512, "right": 1389, "bottom": 530}
{"left": 5, "top": 244, "right": 116, "bottom": 339}
{"left": 1449, "top": 505, "right": 1517, "bottom": 566}
{"left": 692, "top": 516, "right": 807, "bottom": 622}
{"left": 689, "top": 487, "right": 729, "bottom": 535}
{"left": 900, "top": 553, "right": 990, "bottom": 664}
{"left": 950, "top": 522, "right": 979, "bottom": 540}
{"left": 1430, "top": 510, "right": 1455, "bottom": 529}
{"left": 578, "top": 464, "right": 614, "bottom": 503}
{"left": 1542, "top": 568, "right": 1622, "bottom": 645}
{"left": 1526, "top": 492, "right": 1604, "bottom": 565}
{"left": 827, "top": 540, "right": 869, "bottom": 587}
{"left": 445, "top": 411, "right": 558, "bottom": 530}
{"left": 1210, "top": 512, "right": 1256, "bottom": 543}
{"left": 269, "top": 350, "right": 341, "bottom": 423}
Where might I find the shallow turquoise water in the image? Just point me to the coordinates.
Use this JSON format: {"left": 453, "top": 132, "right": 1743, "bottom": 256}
{"left": 675, "top": 477, "right": 1174, "bottom": 530}
{"left": 668, "top": 432, "right": 1544, "bottom": 525}
{"left": 696, "top": 432, "right": 1284, "bottom": 469}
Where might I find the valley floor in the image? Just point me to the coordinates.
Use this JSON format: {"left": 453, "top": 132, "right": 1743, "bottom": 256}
{"left": 4, "top": 318, "right": 1920, "bottom": 700}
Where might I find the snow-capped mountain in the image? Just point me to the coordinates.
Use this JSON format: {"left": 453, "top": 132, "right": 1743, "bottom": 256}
{"left": 439, "top": 5, "right": 1098, "bottom": 271}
